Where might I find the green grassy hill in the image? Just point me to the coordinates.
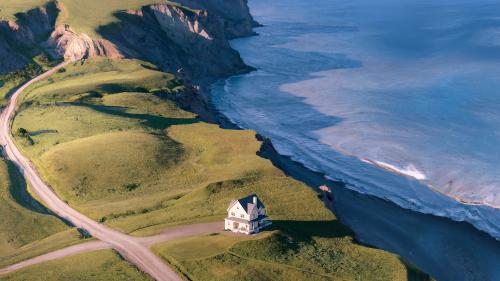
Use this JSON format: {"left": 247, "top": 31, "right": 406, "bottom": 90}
{"left": 0, "top": 0, "right": 50, "bottom": 20}
{"left": 56, "top": 0, "right": 169, "bottom": 37}
{"left": 149, "top": 171, "right": 431, "bottom": 281}
{"left": 0, "top": 0, "right": 190, "bottom": 37}
{"left": 7, "top": 58, "right": 433, "bottom": 280}
{"left": 0, "top": 157, "right": 83, "bottom": 268}
{"left": 1, "top": 250, "right": 153, "bottom": 281}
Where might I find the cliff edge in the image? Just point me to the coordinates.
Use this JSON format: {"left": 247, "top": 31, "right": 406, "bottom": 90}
{"left": 0, "top": 0, "right": 257, "bottom": 79}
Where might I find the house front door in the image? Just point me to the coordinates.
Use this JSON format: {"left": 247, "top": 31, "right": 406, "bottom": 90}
{"left": 233, "top": 222, "right": 239, "bottom": 230}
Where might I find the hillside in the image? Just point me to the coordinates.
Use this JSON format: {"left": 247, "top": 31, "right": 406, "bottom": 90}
{"left": 0, "top": 156, "right": 85, "bottom": 268}
{"left": 1, "top": 58, "right": 433, "bottom": 281}
{"left": 0, "top": 0, "right": 255, "bottom": 78}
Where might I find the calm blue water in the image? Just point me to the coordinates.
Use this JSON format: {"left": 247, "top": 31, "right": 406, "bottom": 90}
{"left": 211, "top": 0, "right": 500, "bottom": 239}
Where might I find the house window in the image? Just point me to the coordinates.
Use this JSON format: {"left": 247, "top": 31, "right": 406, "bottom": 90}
{"left": 240, "top": 214, "right": 244, "bottom": 218}
{"left": 231, "top": 212, "right": 235, "bottom": 216}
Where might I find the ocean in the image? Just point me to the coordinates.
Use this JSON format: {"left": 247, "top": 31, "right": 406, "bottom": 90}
{"left": 211, "top": 0, "right": 500, "bottom": 240}
{"left": 211, "top": 0, "right": 500, "bottom": 238}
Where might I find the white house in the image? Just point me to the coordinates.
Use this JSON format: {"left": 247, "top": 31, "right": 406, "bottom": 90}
{"left": 224, "top": 194, "right": 271, "bottom": 235}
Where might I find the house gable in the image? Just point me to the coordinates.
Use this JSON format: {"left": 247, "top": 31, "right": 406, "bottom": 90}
{"left": 228, "top": 201, "right": 249, "bottom": 220}
{"left": 227, "top": 194, "right": 267, "bottom": 222}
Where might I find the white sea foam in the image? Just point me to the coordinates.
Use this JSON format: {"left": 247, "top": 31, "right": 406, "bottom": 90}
{"left": 371, "top": 161, "right": 427, "bottom": 181}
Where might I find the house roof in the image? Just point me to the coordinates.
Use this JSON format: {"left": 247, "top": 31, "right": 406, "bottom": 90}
{"left": 228, "top": 194, "right": 265, "bottom": 215}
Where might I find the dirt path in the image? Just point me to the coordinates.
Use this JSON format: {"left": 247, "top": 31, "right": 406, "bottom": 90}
{"left": 0, "top": 63, "right": 183, "bottom": 281}
{"left": 0, "top": 241, "right": 111, "bottom": 275}
{"left": 135, "top": 222, "right": 225, "bottom": 247}
{"left": 0, "top": 222, "right": 228, "bottom": 276}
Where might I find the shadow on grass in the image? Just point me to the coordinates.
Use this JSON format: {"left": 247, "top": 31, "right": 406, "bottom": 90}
{"left": 6, "top": 160, "right": 73, "bottom": 227}
{"left": 30, "top": 129, "right": 58, "bottom": 136}
{"left": 64, "top": 102, "right": 199, "bottom": 130}
{"left": 267, "top": 219, "right": 354, "bottom": 243}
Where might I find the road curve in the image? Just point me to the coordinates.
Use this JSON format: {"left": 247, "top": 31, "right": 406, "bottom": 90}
{"left": 0, "top": 241, "right": 111, "bottom": 275}
{"left": 0, "top": 222, "right": 229, "bottom": 276}
{"left": 0, "top": 62, "right": 183, "bottom": 281}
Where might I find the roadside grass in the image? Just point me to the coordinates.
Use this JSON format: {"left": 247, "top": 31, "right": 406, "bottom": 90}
{"left": 0, "top": 229, "right": 86, "bottom": 268}
{"left": 1, "top": 63, "right": 45, "bottom": 107}
{"left": 0, "top": 250, "right": 153, "bottom": 281}
{"left": 0, "top": 157, "right": 83, "bottom": 267}
{"left": 153, "top": 234, "right": 255, "bottom": 261}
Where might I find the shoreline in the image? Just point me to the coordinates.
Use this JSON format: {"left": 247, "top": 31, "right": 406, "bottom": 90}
{"left": 206, "top": 93, "right": 500, "bottom": 280}
{"left": 197, "top": 37, "right": 500, "bottom": 280}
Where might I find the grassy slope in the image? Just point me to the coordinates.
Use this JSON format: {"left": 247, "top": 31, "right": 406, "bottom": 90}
{"left": 150, "top": 176, "right": 432, "bottom": 281}
{"left": 56, "top": 0, "right": 166, "bottom": 37}
{"left": 10, "top": 59, "right": 432, "bottom": 280}
{"left": 1, "top": 250, "right": 153, "bottom": 281}
{"left": 12, "top": 59, "right": 202, "bottom": 222}
{"left": 0, "top": 0, "right": 195, "bottom": 37}
{"left": 0, "top": 0, "right": 50, "bottom": 20}
{"left": 0, "top": 157, "right": 83, "bottom": 267}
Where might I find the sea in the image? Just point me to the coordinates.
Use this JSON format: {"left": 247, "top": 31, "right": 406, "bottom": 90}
{"left": 211, "top": 0, "right": 500, "bottom": 241}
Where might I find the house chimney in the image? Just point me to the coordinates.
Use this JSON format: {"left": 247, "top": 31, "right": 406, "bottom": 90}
{"left": 253, "top": 196, "right": 257, "bottom": 205}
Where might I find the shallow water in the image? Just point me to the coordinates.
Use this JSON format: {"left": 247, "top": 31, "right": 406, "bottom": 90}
{"left": 211, "top": 0, "right": 500, "bottom": 239}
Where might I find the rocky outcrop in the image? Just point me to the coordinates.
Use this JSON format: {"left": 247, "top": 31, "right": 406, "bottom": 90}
{"left": 99, "top": 3, "right": 251, "bottom": 79}
{"left": 45, "top": 25, "right": 123, "bottom": 61}
{"left": 173, "top": 0, "right": 260, "bottom": 39}
{"left": 0, "top": 2, "right": 58, "bottom": 73}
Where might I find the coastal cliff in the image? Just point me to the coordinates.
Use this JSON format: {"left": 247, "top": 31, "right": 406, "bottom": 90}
{"left": 99, "top": 3, "right": 251, "bottom": 79}
{"left": 0, "top": 2, "right": 58, "bottom": 73}
{"left": 0, "top": 0, "right": 256, "bottom": 79}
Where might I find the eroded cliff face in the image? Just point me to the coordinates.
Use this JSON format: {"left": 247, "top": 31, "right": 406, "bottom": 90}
{"left": 173, "top": 0, "right": 259, "bottom": 39}
{"left": 0, "top": 2, "right": 58, "bottom": 73}
{"left": 45, "top": 25, "right": 123, "bottom": 61}
{"left": 0, "top": 0, "right": 256, "bottom": 79}
{"left": 100, "top": 3, "right": 251, "bottom": 79}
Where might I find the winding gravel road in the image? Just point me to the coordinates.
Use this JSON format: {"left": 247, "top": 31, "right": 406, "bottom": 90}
{"left": 0, "top": 222, "right": 225, "bottom": 276}
{"left": 0, "top": 62, "right": 183, "bottom": 281}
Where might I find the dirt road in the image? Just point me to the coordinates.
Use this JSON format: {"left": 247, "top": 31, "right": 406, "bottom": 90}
{"left": 0, "top": 222, "right": 227, "bottom": 276}
{"left": 0, "top": 63, "right": 183, "bottom": 281}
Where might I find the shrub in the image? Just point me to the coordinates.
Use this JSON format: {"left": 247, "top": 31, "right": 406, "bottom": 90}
{"left": 17, "top": 128, "right": 29, "bottom": 138}
{"left": 124, "top": 183, "right": 140, "bottom": 191}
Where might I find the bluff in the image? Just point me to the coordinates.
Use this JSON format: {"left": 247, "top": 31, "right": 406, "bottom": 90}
{"left": 0, "top": 0, "right": 257, "bottom": 79}
{"left": 0, "top": 2, "right": 58, "bottom": 73}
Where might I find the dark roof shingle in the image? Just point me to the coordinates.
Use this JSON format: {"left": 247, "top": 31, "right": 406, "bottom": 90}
{"left": 237, "top": 194, "right": 264, "bottom": 214}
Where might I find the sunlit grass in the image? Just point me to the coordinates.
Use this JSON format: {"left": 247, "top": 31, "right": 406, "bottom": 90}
{"left": 1, "top": 250, "right": 153, "bottom": 281}
{"left": 0, "top": 0, "right": 50, "bottom": 20}
{"left": 0, "top": 158, "right": 80, "bottom": 267}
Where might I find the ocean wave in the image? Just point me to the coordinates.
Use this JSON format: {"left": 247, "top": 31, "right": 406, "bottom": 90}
{"left": 368, "top": 160, "right": 427, "bottom": 181}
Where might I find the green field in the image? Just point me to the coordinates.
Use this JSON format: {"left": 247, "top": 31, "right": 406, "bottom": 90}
{"left": 0, "top": 157, "right": 84, "bottom": 268}
{"left": 1, "top": 250, "right": 153, "bottom": 281}
{"left": 0, "top": 0, "right": 192, "bottom": 37}
{"left": 151, "top": 183, "right": 432, "bottom": 281}
{"left": 57, "top": 0, "right": 168, "bottom": 37}
{"left": 12, "top": 58, "right": 276, "bottom": 229}
{"left": 147, "top": 170, "right": 433, "bottom": 281}
{"left": 0, "top": 0, "right": 50, "bottom": 20}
